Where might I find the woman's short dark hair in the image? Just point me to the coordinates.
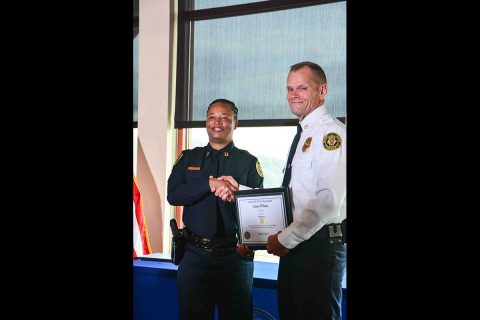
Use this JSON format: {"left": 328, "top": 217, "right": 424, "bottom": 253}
{"left": 207, "top": 99, "right": 238, "bottom": 120}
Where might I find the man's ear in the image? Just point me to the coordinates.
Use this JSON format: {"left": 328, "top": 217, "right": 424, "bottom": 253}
{"left": 234, "top": 120, "right": 238, "bottom": 129}
{"left": 320, "top": 83, "right": 328, "bottom": 97}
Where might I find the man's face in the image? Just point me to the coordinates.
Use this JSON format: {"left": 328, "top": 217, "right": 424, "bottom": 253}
{"left": 206, "top": 102, "right": 237, "bottom": 145}
{"left": 286, "top": 67, "right": 327, "bottom": 120}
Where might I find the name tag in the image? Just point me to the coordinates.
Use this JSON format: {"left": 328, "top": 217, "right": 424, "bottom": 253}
{"left": 187, "top": 166, "right": 201, "bottom": 171}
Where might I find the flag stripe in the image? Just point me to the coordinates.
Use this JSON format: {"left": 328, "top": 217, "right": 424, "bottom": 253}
{"left": 133, "top": 176, "right": 152, "bottom": 257}
{"left": 133, "top": 202, "right": 144, "bottom": 256}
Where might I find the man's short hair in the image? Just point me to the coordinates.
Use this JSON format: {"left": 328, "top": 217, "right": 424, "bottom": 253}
{"left": 290, "top": 61, "right": 327, "bottom": 85}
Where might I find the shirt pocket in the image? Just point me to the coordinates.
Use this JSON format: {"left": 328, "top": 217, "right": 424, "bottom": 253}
{"left": 292, "top": 155, "right": 315, "bottom": 192}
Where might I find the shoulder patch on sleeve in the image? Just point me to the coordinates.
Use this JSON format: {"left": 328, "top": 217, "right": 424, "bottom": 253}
{"left": 323, "top": 132, "right": 342, "bottom": 151}
{"left": 173, "top": 152, "right": 183, "bottom": 166}
{"left": 256, "top": 160, "right": 264, "bottom": 178}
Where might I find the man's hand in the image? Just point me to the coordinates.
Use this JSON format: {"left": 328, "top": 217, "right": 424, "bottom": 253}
{"left": 209, "top": 177, "right": 233, "bottom": 193}
{"left": 217, "top": 176, "right": 239, "bottom": 190}
{"left": 209, "top": 177, "right": 236, "bottom": 202}
{"left": 266, "top": 233, "right": 289, "bottom": 257}
{"left": 216, "top": 176, "right": 239, "bottom": 202}
{"left": 215, "top": 186, "right": 235, "bottom": 202}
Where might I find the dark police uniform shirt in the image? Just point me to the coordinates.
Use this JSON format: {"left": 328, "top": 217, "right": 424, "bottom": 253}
{"left": 167, "top": 141, "right": 264, "bottom": 239}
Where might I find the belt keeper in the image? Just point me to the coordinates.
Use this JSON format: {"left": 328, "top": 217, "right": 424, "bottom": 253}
{"left": 328, "top": 224, "right": 343, "bottom": 244}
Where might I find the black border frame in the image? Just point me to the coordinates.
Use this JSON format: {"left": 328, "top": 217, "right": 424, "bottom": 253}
{"left": 234, "top": 187, "right": 293, "bottom": 250}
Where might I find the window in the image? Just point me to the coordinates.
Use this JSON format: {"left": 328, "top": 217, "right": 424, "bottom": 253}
{"left": 194, "top": 0, "right": 263, "bottom": 10}
{"left": 176, "top": 0, "right": 346, "bottom": 128}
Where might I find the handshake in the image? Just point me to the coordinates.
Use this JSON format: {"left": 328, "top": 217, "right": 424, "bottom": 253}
{"left": 208, "top": 175, "right": 239, "bottom": 203}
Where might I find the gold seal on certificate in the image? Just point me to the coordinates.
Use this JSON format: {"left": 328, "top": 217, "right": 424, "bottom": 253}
{"left": 234, "top": 187, "right": 293, "bottom": 250}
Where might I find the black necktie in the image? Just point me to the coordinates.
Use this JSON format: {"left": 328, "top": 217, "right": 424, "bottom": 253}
{"left": 212, "top": 150, "right": 226, "bottom": 237}
{"left": 282, "top": 123, "right": 302, "bottom": 187}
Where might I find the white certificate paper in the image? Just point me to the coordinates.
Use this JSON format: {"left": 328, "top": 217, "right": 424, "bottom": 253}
{"left": 236, "top": 192, "right": 289, "bottom": 247}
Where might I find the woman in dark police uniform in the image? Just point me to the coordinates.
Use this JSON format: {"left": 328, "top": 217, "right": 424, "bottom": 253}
{"left": 167, "top": 98, "right": 264, "bottom": 320}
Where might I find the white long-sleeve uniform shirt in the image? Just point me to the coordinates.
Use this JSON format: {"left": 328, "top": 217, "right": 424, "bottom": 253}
{"left": 278, "top": 105, "right": 346, "bottom": 249}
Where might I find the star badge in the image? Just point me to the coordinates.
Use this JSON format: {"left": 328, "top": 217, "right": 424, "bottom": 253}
{"left": 302, "top": 137, "right": 312, "bottom": 152}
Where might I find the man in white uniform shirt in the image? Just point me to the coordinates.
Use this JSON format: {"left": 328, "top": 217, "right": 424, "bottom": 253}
{"left": 267, "top": 61, "right": 346, "bottom": 320}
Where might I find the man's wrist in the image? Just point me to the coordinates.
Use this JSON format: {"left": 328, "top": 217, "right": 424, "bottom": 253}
{"left": 208, "top": 176, "right": 214, "bottom": 188}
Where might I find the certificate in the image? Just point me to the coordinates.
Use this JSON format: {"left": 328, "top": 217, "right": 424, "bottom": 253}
{"left": 234, "top": 187, "right": 293, "bottom": 250}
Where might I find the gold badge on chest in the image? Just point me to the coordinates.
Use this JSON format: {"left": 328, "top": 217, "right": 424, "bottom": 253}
{"left": 302, "top": 137, "right": 312, "bottom": 152}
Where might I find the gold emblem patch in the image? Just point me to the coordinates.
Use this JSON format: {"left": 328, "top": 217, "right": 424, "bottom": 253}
{"left": 256, "top": 160, "right": 264, "bottom": 177}
{"left": 173, "top": 152, "right": 183, "bottom": 166}
{"left": 302, "top": 137, "right": 313, "bottom": 152}
{"left": 323, "top": 132, "right": 342, "bottom": 150}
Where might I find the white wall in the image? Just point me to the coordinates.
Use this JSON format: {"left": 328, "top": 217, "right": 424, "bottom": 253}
{"left": 137, "top": 0, "right": 177, "bottom": 253}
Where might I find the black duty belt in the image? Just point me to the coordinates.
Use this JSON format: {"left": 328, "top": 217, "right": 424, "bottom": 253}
{"left": 313, "top": 223, "right": 345, "bottom": 244}
{"left": 188, "top": 235, "right": 237, "bottom": 255}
